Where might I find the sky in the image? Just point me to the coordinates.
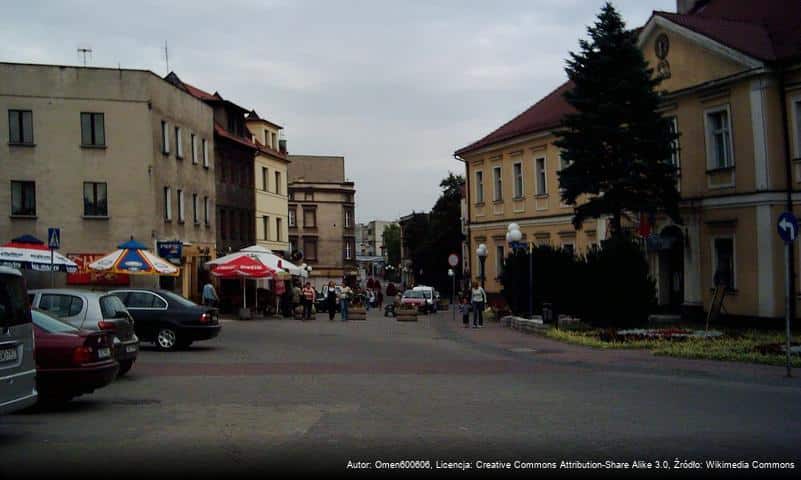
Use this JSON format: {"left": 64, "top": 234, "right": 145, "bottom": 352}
{"left": 0, "top": 0, "right": 674, "bottom": 223}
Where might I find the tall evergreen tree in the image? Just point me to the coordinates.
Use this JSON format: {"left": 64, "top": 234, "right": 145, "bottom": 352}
{"left": 555, "top": 2, "right": 680, "bottom": 236}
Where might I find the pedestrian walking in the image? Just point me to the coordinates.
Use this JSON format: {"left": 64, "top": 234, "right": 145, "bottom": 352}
{"left": 377, "top": 290, "right": 384, "bottom": 309}
{"left": 302, "top": 282, "right": 316, "bottom": 320}
{"left": 202, "top": 281, "right": 219, "bottom": 308}
{"left": 340, "top": 284, "right": 352, "bottom": 321}
{"left": 459, "top": 296, "right": 471, "bottom": 328}
{"left": 470, "top": 281, "right": 487, "bottom": 328}
{"left": 291, "top": 282, "right": 302, "bottom": 318}
{"left": 325, "top": 281, "right": 338, "bottom": 321}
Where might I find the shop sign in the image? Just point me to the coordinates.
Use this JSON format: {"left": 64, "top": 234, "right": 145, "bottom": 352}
{"left": 157, "top": 240, "right": 183, "bottom": 265}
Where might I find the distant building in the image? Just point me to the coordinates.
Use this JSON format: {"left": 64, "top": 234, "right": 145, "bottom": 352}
{"left": 245, "top": 110, "right": 290, "bottom": 254}
{"left": 365, "top": 220, "right": 395, "bottom": 259}
{"left": 287, "top": 155, "right": 356, "bottom": 288}
{"left": 0, "top": 62, "right": 216, "bottom": 301}
{"left": 355, "top": 223, "right": 369, "bottom": 256}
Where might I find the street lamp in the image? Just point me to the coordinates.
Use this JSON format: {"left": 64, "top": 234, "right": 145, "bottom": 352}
{"left": 507, "top": 223, "right": 533, "bottom": 319}
{"left": 476, "top": 243, "right": 488, "bottom": 289}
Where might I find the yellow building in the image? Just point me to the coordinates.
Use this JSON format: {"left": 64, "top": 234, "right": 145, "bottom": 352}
{"left": 456, "top": 0, "right": 801, "bottom": 322}
{"left": 245, "top": 110, "right": 290, "bottom": 253}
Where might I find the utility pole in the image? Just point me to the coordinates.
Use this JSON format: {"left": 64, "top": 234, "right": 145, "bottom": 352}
{"left": 77, "top": 47, "right": 92, "bottom": 66}
{"left": 164, "top": 40, "right": 170, "bottom": 73}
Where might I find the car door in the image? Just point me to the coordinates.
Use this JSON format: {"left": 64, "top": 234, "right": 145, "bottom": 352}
{"left": 116, "top": 291, "right": 165, "bottom": 341}
{"left": 36, "top": 293, "right": 85, "bottom": 330}
{"left": 0, "top": 270, "right": 37, "bottom": 414}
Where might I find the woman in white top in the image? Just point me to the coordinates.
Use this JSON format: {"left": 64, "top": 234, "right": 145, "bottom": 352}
{"left": 470, "top": 281, "right": 487, "bottom": 328}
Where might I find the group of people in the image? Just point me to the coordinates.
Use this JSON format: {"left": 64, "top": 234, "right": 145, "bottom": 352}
{"left": 457, "top": 281, "right": 488, "bottom": 329}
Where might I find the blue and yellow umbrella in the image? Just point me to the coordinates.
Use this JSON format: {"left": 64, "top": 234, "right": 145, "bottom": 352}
{"left": 89, "top": 238, "right": 179, "bottom": 276}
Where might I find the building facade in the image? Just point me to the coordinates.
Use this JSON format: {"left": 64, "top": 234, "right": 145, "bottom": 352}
{"left": 287, "top": 155, "right": 357, "bottom": 288}
{"left": 0, "top": 63, "right": 216, "bottom": 300}
{"left": 455, "top": 0, "right": 801, "bottom": 321}
{"left": 245, "top": 110, "right": 290, "bottom": 254}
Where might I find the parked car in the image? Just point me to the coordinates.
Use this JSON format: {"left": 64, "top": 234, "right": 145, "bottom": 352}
{"left": 108, "top": 289, "right": 221, "bottom": 351}
{"left": 31, "top": 309, "right": 118, "bottom": 402}
{"left": 28, "top": 289, "right": 138, "bottom": 376}
{"left": 0, "top": 267, "right": 37, "bottom": 414}
{"left": 412, "top": 286, "right": 437, "bottom": 313}
{"left": 400, "top": 289, "right": 429, "bottom": 313}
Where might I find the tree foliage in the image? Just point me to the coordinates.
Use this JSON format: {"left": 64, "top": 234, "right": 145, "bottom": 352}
{"left": 555, "top": 2, "right": 680, "bottom": 235}
{"left": 382, "top": 223, "right": 401, "bottom": 267}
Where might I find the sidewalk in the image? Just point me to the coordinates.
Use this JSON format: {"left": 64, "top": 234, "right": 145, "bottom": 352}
{"left": 434, "top": 311, "right": 801, "bottom": 388}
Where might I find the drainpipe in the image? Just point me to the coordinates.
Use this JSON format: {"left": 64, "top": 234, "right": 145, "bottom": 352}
{"left": 455, "top": 154, "right": 470, "bottom": 288}
{"left": 778, "top": 65, "right": 797, "bottom": 322}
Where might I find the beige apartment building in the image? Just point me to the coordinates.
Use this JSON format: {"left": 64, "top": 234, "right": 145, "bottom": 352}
{"left": 456, "top": 0, "right": 801, "bottom": 321}
{"left": 287, "top": 155, "right": 356, "bottom": 288}
{"left": 246, "top": 110, "right": 289, "bottom": 253}
{"left": 0, "top": 62, "right": 216, "bottom": 301}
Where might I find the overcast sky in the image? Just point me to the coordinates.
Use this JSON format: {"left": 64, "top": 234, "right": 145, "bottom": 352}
{"left": 1, "top": 0, "right": 674, "bottom": 223}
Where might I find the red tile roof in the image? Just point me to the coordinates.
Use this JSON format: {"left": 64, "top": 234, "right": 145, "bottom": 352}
{"left": 455, "top": 81, "right": 574, "bottom": 156}
{"left": 214, "top": 123, "right": 258, "bottom": 151}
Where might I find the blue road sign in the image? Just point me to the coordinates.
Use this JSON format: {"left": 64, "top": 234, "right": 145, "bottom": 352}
{"left": 47, "top": 227, "right": 61, "bottom": 249}
{"left": 777, "top": 212, "right": 798, "bottom": 243}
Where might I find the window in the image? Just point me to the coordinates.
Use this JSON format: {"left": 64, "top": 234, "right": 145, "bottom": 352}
{"left": 345, "top": 239, "right": 353, "bottom": 260}
{"left": 83, "top": 182, "right": 108, "bottom": 217}
{"left": 163, "top": 186, "right": 172, "bottom": 221}
{"left": 262, "top": 216, "right": 270, "bottom": 240}
{"left": 126, "top": 292, "right": 164, "bottom": 309}
{"left": 177, "top": 189, "right": 184, "bottom": 223}
{"left": 535, "top": 157, "right": 547, "bottom": 195}
{"left": 272, "top": 132, "right": 277, "bottom": 150}
{"left": 262, "top": 167, "right": 269, "bottom": 191}
{"left": 344, "top": 209, "right": 353, "bottom": 228}
{"left": 276, "top": 218, "right": 282, "bottom": 242}
{"left": 304, "top": 191, "right": 314, "bottom": 201}
{"left": 202, "top": 139, "right": 209, "bottom": 167}
{"left": 288, "top": 208, "right": 296, "bottom": 227}
{"left": 667, "top": 116, "right": 680, "bottom": 168}
{"left": 265, "top": 129, "right": 272, "bottom": 148}
{"left": 175, "top": 127, "right": 183, "bottom": 159}
{"left": 81, "top": 112, "right": 105, "bottom": 146}
{"left": 495, "top": 245, "right": 504, "bottom": 277}
{"left": 705, "top": 107, "right": 733, "bottom": 169}
{"left": 39, "top": 294, "right": 83, "bottom": 318}
{"left": 303, "top": 208, "right": 316, "bottom": 228}
{"left": 161, "top": 121, "right": 169, "bottom": 154}
{"left": 8, "top": 110, "right": 33, "bottom": 144}
{"left": 204, "top": 196, "right": 210, "bottom": 225}
{"left": 304, "top": 237, "right": 318, "bottom": 260}
{"left": 289, "top": 236, "right": 298, "bottom": 253}
{"left": 275, "top": 171, "right": 282, "bottom": 195}
{"left": 562, "top": 242, "right": 575, "bottom": 255}
{"left": 10, "top": 181, "right": 35, "bottom": 216}
{"left": 493, "top": 166, "right": 502, "bottom": 201}
{"left": 475, "top": 171, "right": 484, "bottom": 204}
{"left": 191, "top": 133, "right": 198, "bottom": 164}
{"left": 513, "top": 162, "right": 524, "bottom": 198}
{"left": 713, "top": 237, "right": 735, "bottom": 289}
{"left": 192, "top": 193, "right": 199, "bottom": 224}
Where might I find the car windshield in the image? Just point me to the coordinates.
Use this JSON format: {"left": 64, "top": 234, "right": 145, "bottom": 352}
{"left": 403, "top": 291, "right": 424, "bottom": 298}
{"left": 159, "top": 290, "right": 197, "bottom": 307}
{"left": 99, "top": 295, "right": 128, "bottom": 318}
{"left": 32, "top": 309, "right": 79, "bottom": 333}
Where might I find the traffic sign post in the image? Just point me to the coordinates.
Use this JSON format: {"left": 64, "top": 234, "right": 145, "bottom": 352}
{"left": 777, "top": 212, "right": 797, "bottom": 378}
{"left": 448, "top": 254, "right": 459, "bottom": 323}
{"left": 48, "top": 228, "right": 61, "bottom": 288}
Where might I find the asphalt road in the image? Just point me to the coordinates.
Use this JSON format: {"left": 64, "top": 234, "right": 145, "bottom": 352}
{"left": 2, "top": 309, "right": 800, "bottom": 476}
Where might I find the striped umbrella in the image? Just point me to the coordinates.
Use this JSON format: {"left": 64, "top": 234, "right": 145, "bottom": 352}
{"left": 89, "top": 238, "right": 179, "bottom": 276}
{"left": 0, "top": 235, "right": 78, "bottom": 273}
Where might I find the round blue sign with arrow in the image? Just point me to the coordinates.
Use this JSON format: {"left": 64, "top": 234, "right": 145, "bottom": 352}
{"left": 777, "top": 212, "right": 799, "bottom": 243}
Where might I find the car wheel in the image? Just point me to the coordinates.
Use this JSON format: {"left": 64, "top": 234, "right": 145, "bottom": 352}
{"left": 156, "top": 327, "right": 178, "bottom": 351}
{"left": 118, "top": 360, "right": 134, "bottom": 376}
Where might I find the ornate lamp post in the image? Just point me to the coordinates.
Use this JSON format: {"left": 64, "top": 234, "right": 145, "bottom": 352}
{"left": 476, "top": 243, "right": 488, "bottom": 289}
{"left": 507, "top": 223, "right": 533, "bottom": 319}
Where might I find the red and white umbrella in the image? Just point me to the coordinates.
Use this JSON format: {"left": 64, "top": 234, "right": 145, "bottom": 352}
{"left": 0, "top": 234, "right": 77, "bottom": 273}
{"left": 211, "top": 255, "right": 275, "bottom": 311}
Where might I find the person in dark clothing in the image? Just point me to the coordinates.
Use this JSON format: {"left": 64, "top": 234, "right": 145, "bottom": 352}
{"left": 325, "top": 281, "right": 338, "bottom": 321}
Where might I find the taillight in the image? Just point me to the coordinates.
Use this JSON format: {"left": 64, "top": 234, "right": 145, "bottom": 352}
{"left": 200, "top": 313, "right": 210, "bottom": 324}
{"left": 72, "top": 346, "right": 92, "bottom": 365}
{"left": 97, "top": 320, "right": 116, "bottom": 330}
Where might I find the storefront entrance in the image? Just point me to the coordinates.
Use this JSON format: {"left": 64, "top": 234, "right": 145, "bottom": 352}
{"left": 657, "top": 225, "right": 684, "bottom": 311}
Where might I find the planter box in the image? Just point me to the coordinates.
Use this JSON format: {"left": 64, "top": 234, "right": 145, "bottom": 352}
{"left": 396, "top": 306, "right": 418, "bottom": 322}
{"left": 349, "top": 306, "right": 367, "bottom": 320}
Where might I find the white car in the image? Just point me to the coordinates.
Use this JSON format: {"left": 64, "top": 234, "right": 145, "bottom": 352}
{"left": 412, "top": 286, "right": 437, "bottom": 313}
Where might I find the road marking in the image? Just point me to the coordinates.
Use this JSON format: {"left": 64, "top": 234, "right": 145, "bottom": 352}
{"left": 508, "top": 347, "right": 536, "bottom": 353}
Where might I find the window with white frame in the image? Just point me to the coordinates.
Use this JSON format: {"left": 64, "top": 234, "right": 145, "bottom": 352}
{"left": 175, "top": 127, "right": 183, "bottom": 159}
{"left": 705, "top": 107, "right": 733, "bottom": 169}
{"left": 495, "top": 245, "right": 504, "bottom": 277}
{"left": 493, "top": 166, "right": 502, "bottom": 201}
{"left": 161, "top": 121, "right": 170, "bottom": 154}
{"left": 513, "top": 162, "right": 524, "bottom": 198}
{"left": 204, "top": 196, "right": 209, "bottom": 225}
{"left": 475, "top": 170, "right": 484, "bottom": 204}
{"left": 344, "top": 239, "right": 353, "bottom": 260}
{"left": 177, "top": 189, "right": 184, "bottom": 222}
{"left": 535, "top": 156, "right": 547, "bottom": 195}
{"left": 288, "top": 208, "right": 296, "bottom": 227}
{"left": 667, "top": 116, "right": 680, "bottom": 169}
{"left": 202, "top": 139, "right": 209, "bottom": 168}
{"left": 192, "top": 193, "right": 199, "bottom": 224}
{"left": 713, "top": 236, "right": 735, "bottom": 289}
{"left": 164, "top": 186, "right": 172, "bottom": 220}
{"left": 191, "top": 133, "right": 198, "bottom": 164}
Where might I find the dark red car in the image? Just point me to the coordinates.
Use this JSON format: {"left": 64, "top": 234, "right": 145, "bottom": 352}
{"left": 32, "top": 309, "right": 119, "bottom": 402}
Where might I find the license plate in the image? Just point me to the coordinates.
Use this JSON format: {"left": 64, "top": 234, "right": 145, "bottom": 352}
{"left": 97, "top": 347, "right": 111, "bottom": 359}
{"left": 0, "top": 346, "right": 18, "bottom": 363}
{"left": 125, "top": 345, "right": 137, "bottom": 353}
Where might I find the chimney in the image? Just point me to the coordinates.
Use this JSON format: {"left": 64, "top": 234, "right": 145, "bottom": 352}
{"left": 676, "top": 0, "right": 705, "bottom": 14}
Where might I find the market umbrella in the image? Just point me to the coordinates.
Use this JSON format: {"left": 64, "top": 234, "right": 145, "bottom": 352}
{"left": 0, "top": 234, "right": 78, "bottom": 273}
{"left": 207, "top": 245, "right": 304, "bottom": 278}
{"left": 89, "top": 238, "right": 179, "bottom": 276}
{"left": 210, "top": 255, "right": 274, "bottom": 311}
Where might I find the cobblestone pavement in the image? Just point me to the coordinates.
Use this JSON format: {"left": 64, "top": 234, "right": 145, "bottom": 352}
{"left": 1, "top": 309, "right": 800, "bottom": 475}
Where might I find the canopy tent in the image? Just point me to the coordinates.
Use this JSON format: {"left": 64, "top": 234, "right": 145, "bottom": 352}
{"left": 89, "top": 239, "right": 179, "bottom": 276}
{"left": 206, "top": 245, "right": 305, "bottom": 278}
{"left": 210, "top": 254, "right": 275, "bottom": 313}
{"left": 0, "top": 235, "right": 78, "bottom": 273}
